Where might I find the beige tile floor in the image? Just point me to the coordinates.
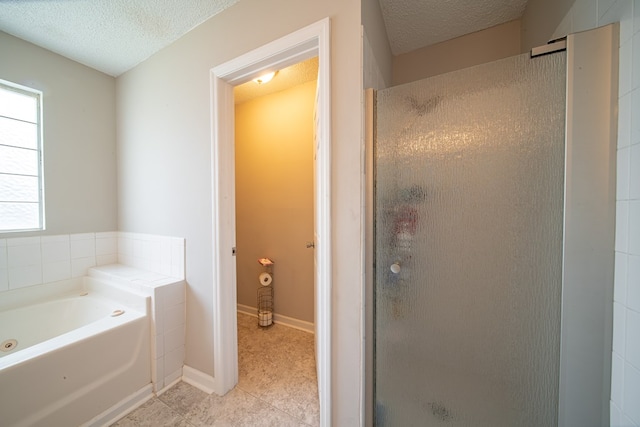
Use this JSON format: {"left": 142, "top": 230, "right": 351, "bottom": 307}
{"left": 112, "top": 312, "right": 319, "bottom": 426}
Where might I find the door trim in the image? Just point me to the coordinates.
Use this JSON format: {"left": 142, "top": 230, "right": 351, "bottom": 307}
{"left": 210, "top": 18, "right": 332, "bottom": 425}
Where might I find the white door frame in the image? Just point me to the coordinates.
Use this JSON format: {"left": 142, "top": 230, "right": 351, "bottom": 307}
{"left": 210, "top": 18, "right": 331, "bottom": 424}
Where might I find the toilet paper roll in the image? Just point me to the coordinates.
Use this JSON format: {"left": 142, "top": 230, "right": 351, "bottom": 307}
{"left": 259, "top": 272, "right": 272, "bottom": 286}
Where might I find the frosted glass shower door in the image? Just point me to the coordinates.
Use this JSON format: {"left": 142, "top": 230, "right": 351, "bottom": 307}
{"left": 374, "top": 52, "right": 566, "bottom": 426}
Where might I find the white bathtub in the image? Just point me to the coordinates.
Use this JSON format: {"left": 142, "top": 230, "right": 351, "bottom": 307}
{"left": 0, "top": 277, "right": 152, "bottom": 427}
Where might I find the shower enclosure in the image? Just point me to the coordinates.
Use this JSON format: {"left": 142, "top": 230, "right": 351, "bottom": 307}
{"left": 371, "top": 25, "right": 618, "bottom": 426}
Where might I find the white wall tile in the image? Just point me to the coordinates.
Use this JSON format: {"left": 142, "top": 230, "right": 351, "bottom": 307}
{"left": 618, "top": 202, "right": 630, "bottom": 252}
{"left": 71, "top": 256, "right": 96, "bottom": 278}
{"left": 636, "top": 0, "right": 640, "bottom": 34}
{"left": 7, "top": 241, "right": 41, "bottom": 267}
{"left": 42, "top": 261, "right": 71, "bottom": 283}
{"left": 171, "top": 242, "right": 185, "bottom": 279}
{"left": 8, "top": 266, "right": 42, "bottom": 289}
{"left": 155, "top": 333, "right": 164, "bottom": 358}
{"left": 611, "top": 401, "right": 639, "bottom": 427}
{"left": 622, "top": 10, "right": 636, "bottom": 47}
{"left": 630, "top": 144, "right": 640, "bottom": 200}
{"left": 612, "top": 351, "right": 625, "bottom": 406}
{"left": 611, "top": 400, "right": 622, "bottom": 427}
{"left": 630, "top": 201, "right": 640, "bottom": 255}
{"left": 629, "top": 255, "right": 640, "bottom": 311}
{"left": 621, "top": 414, "right": 639, "bottom": 427}
{"left": 154, "top": 305, "right": 165, "bottom": 336}
{"left": 95, "top": 236, "right": 117, "bottom": 256}
{"left": 620, "top": 39, "right": 633, "bottom": 96}
{"left": 620, "top": 92, "right": 632, "bottom": 149}
{"left": 133, "top": 238, "right": 145, "bottom": 260}
{"left": 7, "top": 236, "right": 40, "bottom": 246}
{"left": 615, "top": 302, "right": 628, "bottom": 355}
{"left": 634, "top": 32, "right": 640, "bottom": 92}
{"left": 163, "top": 282, "right": 185, "bottom": 306}
{"left": 598, "top": 0, "right": 617, "bottom": 20}
{"left": 155, "top": 356, "right": 165, "bottom": 390}
{"left": 620, "top": 147, "right": 631, "bottom": 200}
{"left": 159, "top": 240, "right": 172, "bottom": 276}
{"left": 165, "top": 303, "right": 185, "bottom": 330}
{"left": 40, "top": 235, "right": 69, "bottom": 243}
{"left": 118, "top": 236, "right": 133, "bottom": 256}
{"left": 164, "top": 346, "right": 185, "bottom": 378}
{"left": 164, "top": 326, "right": 185, "bottom": 354}
{"left": 617, "top": 252, "right": 629, "bottom": 303}
{"left": 0, "top": 268, "right": 8, "bottom": 291}
{"left": 627, "top": 308, "right": 640, "bottom": 369}
{"left": 95, "top": 231, "right": 117, "bottom": 239}
{"left": 41, "top": 238, "right": 70, "bottom": 264}
{"left": 632, "top": 91, "right": 640, "bottom": 144}
{"left": 96, "top": 254, "right": 118, "bottom": 266}
{"left": 164, "top": 367, "right": 182, "bottom": 387}
{"left": 150, "top": 357, "right": 159, "bottom": 386}
{"left": 117, "top": 254, "right": 135, "bottom": 268}
{"left": 553, "top": 8, "right": 573, "bottom": 40}
{"left": 70, "top": 237, "right": 95, "bottom": 259}
{"left": 573, "top": 0, "right": 598, "bottom": 33}
{"left": 148, "top": 242, "right": 161, "bottom": 265}
{"left": 69, "top": 232, "right": 95, "bottom": 241}
{"left": 623, "top": 363, "right": 640, "bottom": 423}
{"left": 0, "top": 240, "right": 7, "bottom": 269}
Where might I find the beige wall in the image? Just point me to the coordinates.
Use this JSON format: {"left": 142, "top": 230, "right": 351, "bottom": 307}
{"left": 235, "top": 81, "right": 315, "bottom": 323}
{"left": 116, "top": 0, "right": 363, "bottom": 424}
{"left": 392, "top": 20, "right": 522, "bottom": 86}
{"left": 0, "top": 31, "right": 117, "bottom": 237}
{"left": 362, "top": 0, "right": 393, "bottom": 88}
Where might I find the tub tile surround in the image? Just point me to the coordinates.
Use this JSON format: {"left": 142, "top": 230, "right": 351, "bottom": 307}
{"left": 0, "top": 231, "right": 185, "bottom": 294}
{"left": 0, "top": 231, "right": 186, "bottom": 394}
{"left": 554, "top": 1, "right": 640, "bottom": 425}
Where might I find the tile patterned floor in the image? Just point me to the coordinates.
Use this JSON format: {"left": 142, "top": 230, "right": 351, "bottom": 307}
{"left": 112, "top": 313, "right": 319, "bottom": 426}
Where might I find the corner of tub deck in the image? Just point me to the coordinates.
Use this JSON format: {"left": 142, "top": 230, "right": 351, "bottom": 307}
{"left": 87, "top": 264, "right": 186, "bottom": 393}
{"left": 88, "top": 264, "right": 185, "bottom": 289}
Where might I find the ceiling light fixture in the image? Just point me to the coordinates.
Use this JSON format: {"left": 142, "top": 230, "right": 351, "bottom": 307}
{"left": 253, "top": 71, "right": 276, "bottom": 84}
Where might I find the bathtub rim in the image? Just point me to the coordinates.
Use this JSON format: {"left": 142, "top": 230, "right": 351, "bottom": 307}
{"left": 0, "top": 278, "right": 150, "bottom": 371}
{"left": 0, "top": 299, "right": 148, "bottom": 371}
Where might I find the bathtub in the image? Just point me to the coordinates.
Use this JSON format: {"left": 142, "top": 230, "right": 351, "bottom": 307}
{"left": 0, "top": 277, "right": 152, "bottom": 427}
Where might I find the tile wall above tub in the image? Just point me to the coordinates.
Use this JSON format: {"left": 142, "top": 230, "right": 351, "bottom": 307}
{"left": 0, "top": 231, "right": 185, "bottom": 293}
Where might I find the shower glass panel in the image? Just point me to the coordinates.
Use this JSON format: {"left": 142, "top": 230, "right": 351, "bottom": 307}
{"left": 374, "top": 52, "right": 566, "bottom": 426}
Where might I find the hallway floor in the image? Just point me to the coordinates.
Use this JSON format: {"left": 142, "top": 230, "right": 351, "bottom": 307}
{"left": 112, "top": 312, "right": 319, "bottom": 426}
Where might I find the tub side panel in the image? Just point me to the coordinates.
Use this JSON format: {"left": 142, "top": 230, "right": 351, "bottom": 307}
{"left": 0, "top": 316, "right": 150, "bottom": 427}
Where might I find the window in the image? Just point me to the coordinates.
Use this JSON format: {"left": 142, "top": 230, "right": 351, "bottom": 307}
{"left": 0, "top": 80, "right": 44, "bottom": 232}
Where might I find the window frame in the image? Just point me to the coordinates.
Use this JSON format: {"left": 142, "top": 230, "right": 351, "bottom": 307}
{"left": 0, "top": 79, "right": 45, "bottom": 233}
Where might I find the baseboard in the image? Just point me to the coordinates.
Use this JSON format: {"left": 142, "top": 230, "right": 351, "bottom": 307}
{"left": 237, "top": 304, "right": 315, "bottom": 333}
{"left": 182, "top": 365, "right": 217, "bottom": 395}
{"left": 82, "top": 384, "right": 153, "bottom": 427}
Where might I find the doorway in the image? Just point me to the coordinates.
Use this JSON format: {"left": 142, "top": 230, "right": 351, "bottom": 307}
{"left": 210, "top": 18, "right": 331, "bottom": 426}
{"left": 233, "top": 57, "right": 319, "bottom": 423}
{"left": 234, "top": 57, "right": 318, "bottom": 331}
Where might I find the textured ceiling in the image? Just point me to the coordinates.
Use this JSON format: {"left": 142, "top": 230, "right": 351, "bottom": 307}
{"left": 379, "top": 0, "right": 528, "bottom": 55}
{"left": 0, "top": 0, "right": 238, "bottom": 76}
{"left": 0, "top": 0, "right": 529, "bottom": 77}
{"left": 234, "top": 57, "right": 318, "bottom": 105}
